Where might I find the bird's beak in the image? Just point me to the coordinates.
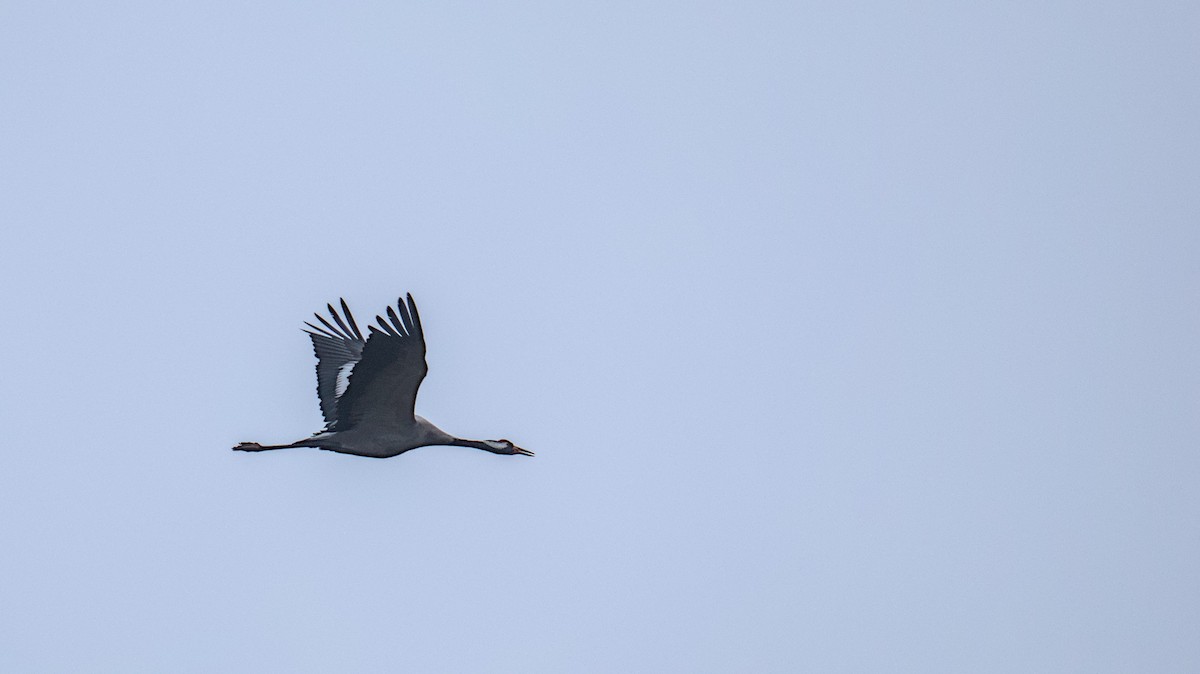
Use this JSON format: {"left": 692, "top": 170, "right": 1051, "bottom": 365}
{"left": 514, "top": 446, "right": 535, "bottom": 457}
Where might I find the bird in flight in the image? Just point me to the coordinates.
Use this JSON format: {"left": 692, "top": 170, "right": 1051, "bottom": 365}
{"left": 234, "top": 294, "right": 533, "bottom": 459}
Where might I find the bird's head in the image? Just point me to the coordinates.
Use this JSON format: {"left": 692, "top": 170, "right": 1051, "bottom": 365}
{"left": 485, "top": 439, "right": 534, "bottom": 456}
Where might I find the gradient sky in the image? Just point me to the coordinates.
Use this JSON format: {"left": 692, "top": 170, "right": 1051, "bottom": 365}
{"left": 3, "top": 1, "right": 1199, "bottom": 672}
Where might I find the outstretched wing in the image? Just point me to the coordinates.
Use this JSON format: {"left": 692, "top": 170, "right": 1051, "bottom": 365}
{"left": 303, "top": 299, "right": 367, "bottom": 426}
{"left": 332, "top": 294, "right": 427, "bottom": 431}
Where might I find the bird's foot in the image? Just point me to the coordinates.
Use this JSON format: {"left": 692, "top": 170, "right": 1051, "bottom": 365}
{"left": 233, "top": 442, "right": 264, "bottom": 451}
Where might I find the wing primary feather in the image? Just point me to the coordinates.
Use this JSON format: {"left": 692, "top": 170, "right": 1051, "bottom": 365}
{"left": 340, "top": 298, "right": 364, "bottom": 341}
{"left": 376, "top": 315, "right": 399, "bottom": 336}
{"left": 396, "top": 297, "right": 415, "bottom": 335}
{"left": 327, "top": 303, "right": 356, "bottom": 341}
{"left": 368, "top": 325, "right": 385, "bottom": 336}
{"left": 386, "top": 306, "right": 408, "bottom": 336}
{"left": 406, "top": 293, "right": 424, "bottom": 338}
{"left": 313, "top": 312, "right": 349, "bottom": 341}
{"left": 304, "top": 321, "right": 340, "bottom": 340}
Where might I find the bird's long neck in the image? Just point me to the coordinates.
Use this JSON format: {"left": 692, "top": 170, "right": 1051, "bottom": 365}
{"left": 450, "top": 438, "right": 509, "bottom": 454}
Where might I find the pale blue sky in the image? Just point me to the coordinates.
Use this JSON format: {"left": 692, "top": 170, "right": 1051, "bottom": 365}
{"left": 2, "top": 1, "right": 1198, "bottom": 672}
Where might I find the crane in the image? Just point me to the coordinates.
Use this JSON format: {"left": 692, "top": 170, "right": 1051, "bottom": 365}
{"left": 234, "top": 294, "right": 533, "bottom": 459}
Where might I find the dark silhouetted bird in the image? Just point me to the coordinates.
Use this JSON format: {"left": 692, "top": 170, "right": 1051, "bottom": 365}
{"left": 234, "top": 294, "right": 532, "bottom": 459}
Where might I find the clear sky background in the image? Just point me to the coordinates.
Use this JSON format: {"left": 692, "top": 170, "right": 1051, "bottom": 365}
{"left": 2, "top": 1, "right": 1198, "bottom": 672}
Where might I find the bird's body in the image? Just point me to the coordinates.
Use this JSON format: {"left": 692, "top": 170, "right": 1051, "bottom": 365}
{"left": 234, "top": 294, "right": 532, "bottom": 459}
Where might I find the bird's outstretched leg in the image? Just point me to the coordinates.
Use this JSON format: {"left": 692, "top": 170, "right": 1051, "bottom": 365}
{"left": 233, "top": 441, "right": 302, "bottom": 452}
